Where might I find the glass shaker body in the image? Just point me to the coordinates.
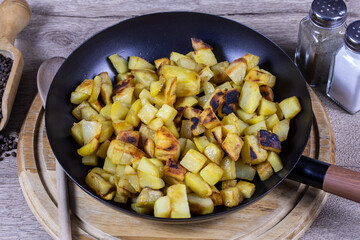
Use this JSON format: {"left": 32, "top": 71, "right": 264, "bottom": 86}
{"left": 294, "top": 0, "right": 347, "bottom": 87}
{"left": 327, "top": 21, "right": 360, "bottom": 114}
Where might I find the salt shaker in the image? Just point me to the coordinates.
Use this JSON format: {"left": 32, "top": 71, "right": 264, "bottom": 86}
{"left": 326, "top": 21, "right": 360, "bottom": 114}
{"left": 295, "top": 0, "right": 347, "bottom": 86}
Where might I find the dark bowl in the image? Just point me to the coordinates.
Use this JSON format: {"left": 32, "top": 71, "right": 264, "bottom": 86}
{"left": 45, "top": 12, "right": 312, "bottom": 223}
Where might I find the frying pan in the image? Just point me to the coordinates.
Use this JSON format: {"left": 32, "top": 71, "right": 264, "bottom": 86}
{"left": 45, "top": 12, "right": 360, "bottom": 223}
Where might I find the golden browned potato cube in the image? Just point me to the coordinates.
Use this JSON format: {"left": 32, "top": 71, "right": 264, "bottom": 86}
{"left": 112, "top": 120, "right": 133, "bottom": 136}
{"left": 246, "top": 115, "right": 265, "bottom": 125}
{"left": 175, "top": 96, "right": 198, "bottom": 108}
{"left": 209, "top": 185, "right": 223, "bottom": 206}
{"left": 244, "top": 69, "right": 271, "bottom": 85}
{"left": 85, "top": 168, "right": 114, "bottom": 197}
{"left": 165, "top": 121, "right": 179, "bottom": 138}
{"left": 257, "top": 130, "right": 281, "bottom": 153}
{"left": 109, "top": 53, "right": 128, "bottom": 74}
{"left": 111, "top": 101, "right": 129, "bottom": 121}
{"left": 180, "top": 119, "right": 192, "bottom": 139}
{"left": 225, "top": 58, "right": 247, "bottom": 85}
{"left": 242, "top": 53, "right": 260, "bottom": 71}
{"left": 180, "top": 139, "right": 197, "bottom": 159}
{"left": 265, "top": 113, "right": 280, "bottom": 131}
{"left": 137, "top": 157, "right": 161, "bottom": 178}
{"left": 75, "top": 79, "right": 94, "bottom": 96}
{"left": 113, "top": 189, "right": 129, "bottom": 204}
{"left": 241, "top": 135, "right": 268, "bottom": 165}
{"left": 164, "top": 77, "right": 177, "bottom": 106}
{"left": 80, "top": 106, "right": 98, "bottom": 121}
{"left": 117, "top": 177, "right": 137, "bottom": 194}
{"left": 138, "top": 170, "right": 165, "bottom": 190}
{"left": 204, "top": 88, "right": 226, "bottom": 112}
{"left": 71, "top": 121, "right": 84, "bottom": 146}
{"left": 220, "top": 187, "right": 244, "bottom": 207}
{"left": 131, "top": 203, "right": 153, "bottom": 215}
{"left": 238, "top": 119, "right": 249, "bottom": 136}
{"left": 221, "top": 179, "right": 237, "bottom": 189}
{"left": 128, "top": 56, "right": 155, "bottom": 70}
{"left": 155, "top": 126, "right": 180, "bottom": 162}
{"left": 146, "top": 118, "right": 163, "bottom": 132}
{"left": 191, "top": 48, "right": 217, "bottom": 67}
{"left": 176, "top": 57, "right": 202, "bottom": 72}
{"left": 191, "top": 38, "right": 213, "bottom": 50}
{"left": 187, "top": 193, "right": 214, "bottom": 215}
{"left": 199, "top": 66, "right": 214, "bottom": 83}
{"left": 236, "top": 108, "right": 255, "bottom": 122}
{"left": 257, "top": 98, "right": 277, "bottom": 116}
{"left": 193, "top": 136, "right": 210, "bottom": 153}
{"left": 96, "top": 140, "right": 111, "bottom": 159}
{"left": 125, "top": 99, "right": 142, "bottom": 127}
{"left": 256, "top": 161, "right": 274, "bottom": 181}
{"left": 132, "top": 69, "right": 158, "bottom": 88}
{"left": 220, "top": 156, "right": 236, "bottom": 181}
{"left": 267, "top": 151, "right": 283, "bottom": 172}
{"left": 167, "top": 184, "right": 191, "bottom": 218}
{"left": 244, "top": 120, "right": 267, "bottom": 136}
{"left": 102, "top": 157, "right": 115, "bottom": 174}
{"left": 200, "top": 107, "right": 221, "bottom": 129}
{"left": 150, "top": 79, "right": 164, "bottom": 97}
{"left": 272, "top": 119, "right": 290, "bottom": 142}
{"left": 235, "top": 161, "right": 256, "bottom": 181}
{"left": 156, "top": 104, "right": 178, "bottom": 126}
{"left": 259, "top": 85, "right": 274, "bottom": 101}
{"left": 154, "top": 57, "right": 170, "bottom": 69}
{"left": 82, "top": 120, "right": 102, "bottom": 144}
{"left": 136, "top": 188, "right": 163, "bottom": 208}
{"left": 221, "top": 133, "right": 243, "bottom": 161}
{"left": 138, "top": 88, "right": 152, "bottom": 106}
{"left": 101, "top": 83, "right": 113, "bottom": 105}
{"left": 154, "top": 196, "right": 171, "bottom": 218}
{"left": 137, "top": 102, "right": 158, "bottom": 124}
{"left": 113, "top": 87, "right": 135, "bottom": 106}
{"left": 159, "top": 65, "right": 200, "bottom": 97}
{"left": 82, "top": 154, "right": 98, "bottom": 166}
{"left": 99, "top": 104, "right": 112, "bottom": 120}
{"left": 70, "top": 91, "right": 89, "bottom": 104}
{"left": 279, "top": 96, "right": 302, "bottom": 119}
{"left": 211, "top": 61, "right": 230, "bottom": 84}
{"left": 77, "top": 138, "right": 99, "bottom": 157}
{"left": 164, "top": 160, "right": 187, "bottom": 181}
{"left": 183, "top": 107, "right": 202, "bottom": 119}
{"left": 236, "top": 180, "right": 255, "bottom": 198}
{"left": 169, "top": 51, "right": 187, "bottom": 62}
{"left": 210, "top": 126, "right": 222, "bottom": 144}
{"left": 180, "top": 149, "right": 207, "bottom": 173}
{"left": 185, "top": 172, "right": 212, "bottom": 197}
{"left": 200, "top": 162, "right": 224, "bottom": 186}
{"left": 204, "top": 143, "right": 224, "bottom": 165}
{"left": 190, "top": 117, "right": 206, "bottom": 136}
{"left": 239, "top": 80, "right": 262, "bottom": 114}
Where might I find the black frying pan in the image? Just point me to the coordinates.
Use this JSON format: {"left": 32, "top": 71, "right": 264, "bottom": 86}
{"left": 45, "top": 12, "right": 360, "bottom": 223}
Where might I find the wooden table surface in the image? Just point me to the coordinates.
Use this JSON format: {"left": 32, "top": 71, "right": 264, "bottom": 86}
{"left": 1, "top": 0, "right": 359, "bottom": 239}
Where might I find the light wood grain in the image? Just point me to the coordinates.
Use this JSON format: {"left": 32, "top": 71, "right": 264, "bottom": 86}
{"left": 1, "top": 0, "right": 360, "bottom": 239}
{"left": 16, "top": 88, "right": 335, "bottom": 240}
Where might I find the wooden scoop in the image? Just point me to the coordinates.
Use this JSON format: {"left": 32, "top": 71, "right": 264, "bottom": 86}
{"left": 0, "top": 0, "right": 31, "bottom": 130}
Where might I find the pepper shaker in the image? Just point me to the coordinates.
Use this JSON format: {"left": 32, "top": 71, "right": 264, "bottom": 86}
{"left": 295, "top": 0, "right": 347, "bottom": 87}
{"left": 326, "top": 21, "right": 360, "bottom": 114}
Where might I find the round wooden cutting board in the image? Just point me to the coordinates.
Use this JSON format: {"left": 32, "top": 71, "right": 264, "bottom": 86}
{"left": 17, "top": 87, "right": 335, "bottom": 240}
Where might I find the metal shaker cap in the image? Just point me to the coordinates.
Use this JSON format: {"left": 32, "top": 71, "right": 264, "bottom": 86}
{"left": 345, "top": 21, "right": 360, "bottom": 52}
{"left": 309, "top": 0, "right": 347, "bottom": 28}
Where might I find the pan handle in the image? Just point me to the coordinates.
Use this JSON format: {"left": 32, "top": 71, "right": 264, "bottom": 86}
{"left": 288, "top": 156, "right": 360, "bottom": 203}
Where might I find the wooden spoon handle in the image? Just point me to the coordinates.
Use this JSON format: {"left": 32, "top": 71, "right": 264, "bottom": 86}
{"left": 323, "top": 165, "right": 360, "bottom": 202}
{"left": 0, "top": 0, "right": 31, "bottom": 44}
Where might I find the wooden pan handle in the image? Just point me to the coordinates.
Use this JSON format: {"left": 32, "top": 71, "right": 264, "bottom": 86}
{"left": 323, "top": 165, "right": 360, "bottom": 203}
{"left": 0, "top": 0, "right": 31, "bottom": 44}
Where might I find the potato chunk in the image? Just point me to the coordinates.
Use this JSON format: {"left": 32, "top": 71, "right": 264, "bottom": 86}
{"left": 200, "top": 162, "right": 224, "bottom": 186}
{"left": 180, "top": 149, "right": 207, "bottom": 173}
{"left": 167, "top": 184, "right": 191, "bottom": 218}
{"left": 220, "top": 187, "right": 244, "bottom": 207}
{"left": 257, "top": 130, "right": 281, "bottom": 153}
{"left": 155, "top": 126, "right": 180, "bottom": 161}
{"left": 279, "top": 96, "right": 302, "bottom": 119}
{"left": 239, "top": 80, "right": 262, "bottom": 114}
{"left": 187, "top": 193, "right": 214, "bottom": 215}
{"left": 185, "top": 172, "right": 212, "bottom": 197}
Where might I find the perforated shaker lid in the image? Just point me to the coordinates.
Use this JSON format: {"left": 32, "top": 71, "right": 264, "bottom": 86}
{"left": 309, "top": 0, "right": 347, "bottom": 28}
{"left": 345, "top": 21, "right": 360, "bottom": 52}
